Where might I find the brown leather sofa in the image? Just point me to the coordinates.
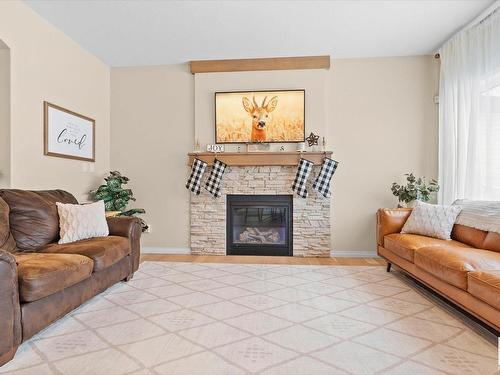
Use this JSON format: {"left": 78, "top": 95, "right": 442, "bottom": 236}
{"left": 0, "top": 189, "right": 142, "bottom": 366}
{"left": 377, "top": 208, "right": 500, "bottom": 332}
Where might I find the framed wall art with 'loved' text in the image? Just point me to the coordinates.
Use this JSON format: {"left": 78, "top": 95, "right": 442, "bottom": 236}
{"left": 44, "top": 101, "right": 95, "bottom": 162}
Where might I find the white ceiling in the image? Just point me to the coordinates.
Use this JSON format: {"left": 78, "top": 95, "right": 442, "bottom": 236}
{"left": 25, "top": 0, "right": 493, "bottom": 67}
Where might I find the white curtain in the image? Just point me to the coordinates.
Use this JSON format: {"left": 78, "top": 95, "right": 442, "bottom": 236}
{"left": 439, "top": 5, "right": 500, "bottom": 204}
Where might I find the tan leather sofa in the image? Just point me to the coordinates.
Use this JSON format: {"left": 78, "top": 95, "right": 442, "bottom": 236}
{"left": 0, "top": 189, "right": 142, "bottom": 366}
{"left": 377, "top": 208, "right": 500, "bottom": 332}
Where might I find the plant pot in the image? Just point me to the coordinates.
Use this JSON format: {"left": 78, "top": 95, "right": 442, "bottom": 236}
{"left": 404, "top": 200, "right": 417, "bottom": 208}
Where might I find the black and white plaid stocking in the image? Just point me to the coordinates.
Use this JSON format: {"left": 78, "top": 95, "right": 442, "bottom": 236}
{"left": 313, "top": 158, "right": 339, "bottom": 198}
{"left": 292, "top": 158, "right": 314, "bottom": 198}
{"left": 205, "top": 159, "right": 227, "bottom": 198}
{"left": 186, "top": 158, "right": 207, "bottom": 195}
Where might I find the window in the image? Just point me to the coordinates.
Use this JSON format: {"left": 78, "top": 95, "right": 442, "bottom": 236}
{"left": 478, "top": 72, "right": 500, "bottom": 198}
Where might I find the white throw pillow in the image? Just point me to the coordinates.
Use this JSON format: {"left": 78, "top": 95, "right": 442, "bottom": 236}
{"left": 56, "top": 200, "right": 109, "bottom": 244}
{"left": 401, "top": 201, "right": 462, "bottom": 240}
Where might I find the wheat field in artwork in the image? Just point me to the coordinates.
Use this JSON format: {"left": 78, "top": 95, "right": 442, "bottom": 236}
{"left": 215, "top": 90, "right": 305, "bottom": 143}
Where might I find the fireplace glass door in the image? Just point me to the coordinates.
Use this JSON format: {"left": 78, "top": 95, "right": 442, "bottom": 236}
{"left": 227, "top": 195, "right": 292, "bottom": 256}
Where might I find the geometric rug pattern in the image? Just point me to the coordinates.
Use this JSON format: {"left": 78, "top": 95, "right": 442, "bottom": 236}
{"left": 0, "top": 261, "right": 497, "bottom": 375}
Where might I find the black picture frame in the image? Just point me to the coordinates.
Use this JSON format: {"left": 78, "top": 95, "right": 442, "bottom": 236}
{"left": 214, "top": 89, "right": 306, "bottom": 144}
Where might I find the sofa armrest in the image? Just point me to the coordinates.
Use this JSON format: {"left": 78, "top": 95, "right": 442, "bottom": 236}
{"left": 106, "top": 217, "right": 142, "bottom": 273}
{"left": 376, "top": 208, "right": 412, "bottom": 246}
{"left": 0, "top": 249, "right": 22, "bottom": 366}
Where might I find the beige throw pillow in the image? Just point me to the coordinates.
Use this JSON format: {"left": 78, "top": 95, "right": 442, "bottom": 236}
{"left": 401, "top": 201, "right": 462, "bottom": 240}
{"left": 56, "top": 200, "right": 109, "bottom": 244}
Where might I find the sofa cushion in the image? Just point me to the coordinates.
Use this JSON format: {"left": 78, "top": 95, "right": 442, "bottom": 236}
{"left": 451, "top": 224, "right": 488, "bottom": 249}
{"left": 0, "top": 197, "right": 16, "bottom": 253}
{"left": 468, "top": 271, "right": 500, "bottom": 310}
{"left": 0, "top": 190, "right": 78, "bottom": 251}
{"left": 452, "top": 224, "right": 500, "bottom": 253}
{"left": 15, "top": 252, "right": 93, "bottom": 302}
{"left": 414, "top": 246, "right": 500, "bottom": 290}
{"left": 384, "top": 233, "right": 468, "bottom": 262}
{"left": 40, "top": 236, "right": 131, "bottom": 272}
{"left": 482, "top": 232, "right": 500, "bottom": 253}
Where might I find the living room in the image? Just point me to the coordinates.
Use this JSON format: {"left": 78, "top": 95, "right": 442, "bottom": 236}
{"left": 0, "top": 0, "right": 499, "bottom": 374}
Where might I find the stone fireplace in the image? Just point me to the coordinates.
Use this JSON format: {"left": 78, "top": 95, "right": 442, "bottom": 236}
{"left": 190, "top": 163, "right": 331, "bottom": 257}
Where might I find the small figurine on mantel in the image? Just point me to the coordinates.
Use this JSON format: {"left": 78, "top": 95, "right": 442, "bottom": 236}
{"left": 246, "top": 142, "right": 271, "bottom": 152}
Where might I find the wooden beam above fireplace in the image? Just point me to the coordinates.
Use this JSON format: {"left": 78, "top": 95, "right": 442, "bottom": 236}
{"left": 189, "top": 55, "right": 330, "bottom": 74}
{"left": 187, "top": 151, "right": 333, "bottom": 166}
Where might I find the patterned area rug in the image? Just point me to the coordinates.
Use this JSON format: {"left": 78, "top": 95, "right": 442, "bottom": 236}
{"left": 1, "top": 261, "right": 497, "bottom": 375}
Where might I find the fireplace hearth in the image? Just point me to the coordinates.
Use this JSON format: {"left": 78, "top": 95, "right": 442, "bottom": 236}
{"left": 226, "top": 195, "right": 293, "bottom": 256}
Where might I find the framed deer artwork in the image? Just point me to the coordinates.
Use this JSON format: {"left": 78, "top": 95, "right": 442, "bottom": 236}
{"left": 215, "top": 89, "right": 305, "bottom": 144}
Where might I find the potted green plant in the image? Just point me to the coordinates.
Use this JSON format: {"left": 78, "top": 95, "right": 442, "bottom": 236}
{"left": 90, "top": 171, "right": 148, "bottom": 232}
{"left": 391, "top": 173, "right": 439, "bottom": 208}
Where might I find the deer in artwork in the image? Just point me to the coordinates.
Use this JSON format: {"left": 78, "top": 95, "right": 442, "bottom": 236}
{"left": 242, "top": 95, "right": 278, "bottom": 142}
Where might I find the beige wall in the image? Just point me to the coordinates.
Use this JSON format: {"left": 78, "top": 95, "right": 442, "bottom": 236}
{"left": 195, "top": 70, "right": 328, "bottom": 151}
{"left": 0, "top": 2, "right": 110, "bottom": 202}
{"left": 0, "top": 45, "right": 9, "bottom": 188}
{"left": 111, "top": 64, "right": 193, "bottom": 249}
{"left": 0, "top": 1, "right": 439, "bottom": 254}
{"left": 112, "top": 56, "right": 439, "bottom": 254}
{"left": 329, "top": 57, "right": 439, "bottom": 253}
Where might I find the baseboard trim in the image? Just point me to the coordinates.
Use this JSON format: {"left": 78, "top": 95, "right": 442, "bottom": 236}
{"left": 142, "top": 247, "right": 191, "bottom": 254}
{"left": 331, "top": 250, "right": 379, "bottom": 258}
{"left": 141, "top": 247, "right": 378, "bottom": 258}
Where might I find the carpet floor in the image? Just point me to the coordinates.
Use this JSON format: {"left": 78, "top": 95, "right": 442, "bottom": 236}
{"left": 0, "top": 261, "right": 497, "bottom": 375}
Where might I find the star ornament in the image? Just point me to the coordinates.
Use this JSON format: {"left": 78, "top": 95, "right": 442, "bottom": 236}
{"left": 305, "top": 132, "right": 320, "bottom": 147}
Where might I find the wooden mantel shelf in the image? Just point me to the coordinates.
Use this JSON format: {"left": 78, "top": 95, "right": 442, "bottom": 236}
{"left": 187, "top": 151, "right": 333, "bottom": 166}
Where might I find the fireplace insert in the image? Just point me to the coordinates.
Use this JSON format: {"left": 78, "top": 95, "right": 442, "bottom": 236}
{"left": 226, "top": 195, "right": 292, "bottom": 256}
